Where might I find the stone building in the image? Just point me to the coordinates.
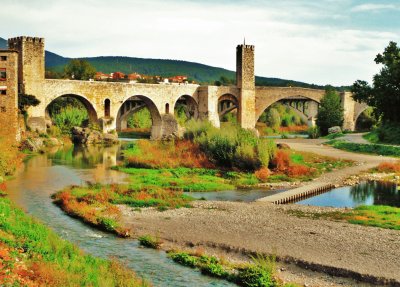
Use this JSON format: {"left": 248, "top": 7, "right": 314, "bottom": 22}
{"left": 0, "top": 49, "right": 19, "bottom": 142}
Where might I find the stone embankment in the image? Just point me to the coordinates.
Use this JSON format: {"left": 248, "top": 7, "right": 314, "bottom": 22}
{"left": 72, "top": 127, "right": 119, "bottom": 145}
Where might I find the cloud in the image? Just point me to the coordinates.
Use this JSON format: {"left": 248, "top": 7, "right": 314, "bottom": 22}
{"left": 0, "top": 0, "right": 397, "bottom": 86}
{"left": 351, "top": 3, "right": 399, "bottom": 12}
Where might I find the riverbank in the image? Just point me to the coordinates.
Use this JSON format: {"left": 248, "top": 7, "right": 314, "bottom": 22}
{"left": 0, "top": 196, "right": 148, "bottom": 286}
{"left": 120, "top": 200, "right": 400, "bottom": 286}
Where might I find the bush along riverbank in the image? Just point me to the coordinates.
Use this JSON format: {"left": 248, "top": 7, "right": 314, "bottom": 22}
{"left": 0, "top": 197, "right": 149, "bottom": 286}
{"left": 326, "top": 139, "right": 400, "bottom": 157}
{"left": 167, "top": 250, "right": 299, "bottom": 287}
{"left": 52, "top": 183, "right": 195, "bottom": 236}
{"left": 51, "top": 122, "right": 353, "bottom": 236}
{"left": 288, "top": 204, "right": 400, "bottom": 231}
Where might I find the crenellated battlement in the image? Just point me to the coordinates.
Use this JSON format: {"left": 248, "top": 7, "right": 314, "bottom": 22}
{"left": 8, "top": 36, "right": 45, "bottom": 44}
{"left": 236, "top": 44, "right": 255, "bottom": 51}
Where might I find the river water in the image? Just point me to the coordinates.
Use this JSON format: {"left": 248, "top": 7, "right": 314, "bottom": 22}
{"left": 6, "top": 144, "right": 235, "bottom": 287}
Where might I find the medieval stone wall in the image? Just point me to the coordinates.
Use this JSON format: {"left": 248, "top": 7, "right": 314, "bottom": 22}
{"left": 0, "top": 50, "right": 19, "bottom": 142}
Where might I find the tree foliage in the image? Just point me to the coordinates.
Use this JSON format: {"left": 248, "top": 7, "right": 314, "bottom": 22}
{"left": 316, "top": 89, "right": 344, "bottom": 135}
{"left": 64, "top": 59, "right": 96, "bottom": 80}
{"left": 18, "top": 94, "right": 40, "bottom": 114}
{"left": 352, "top": 41, "right": 400, "bottom": 123}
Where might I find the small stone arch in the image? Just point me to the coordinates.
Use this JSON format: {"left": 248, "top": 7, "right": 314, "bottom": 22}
{"left": 354, "top": 105, "right": 374, "bottom": 131}
{"left": 174, "top": 95, "right": 199, "bottom": 124}
{"left": 217, "top": 93, "right": 239, "bottom": 120}
{"left": 116, "top": 95, "right": 162, "bottom": 139}
{"left": 45, "top": 93, "right": 98, "bottom": 124}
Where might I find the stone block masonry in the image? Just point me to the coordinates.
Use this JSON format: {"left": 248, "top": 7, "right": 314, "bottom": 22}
{"left": 0, "top": 50, "right": 19, "bottom": 142}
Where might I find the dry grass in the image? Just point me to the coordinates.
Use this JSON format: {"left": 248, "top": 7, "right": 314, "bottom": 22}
{"left": 125, "top": 140, "right": 215, "bottom": 169}
{"left": 376, "top": 161, "right": 400, "bottom": 173}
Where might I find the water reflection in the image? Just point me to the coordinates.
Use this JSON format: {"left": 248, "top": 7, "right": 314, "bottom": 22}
{"left": 6, "top": 143, "right": 235, "bottom": 287}
{"left": 297, "top": 181, "right": 400, "bottom": 208}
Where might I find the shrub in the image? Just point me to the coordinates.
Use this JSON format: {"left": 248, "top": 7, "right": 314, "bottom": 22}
{"left": 307, "top": 126, "right": 320, "bottom": 139}
{"left": 138, "top": 235, "right": 163, "bottom": 249}
{"left": 52, "top": 107, "right": 88, "bottom": 135}
{"left": 287, "top": 165, "right": 313, "bottom": 177}
{"left": 271, "top": 150, "right": 290, "bottom": 172}
{"left": 200, "top": 263, "right": 229, "bottom": 278}
{"left": 128, "top": 107, "right": 152, "bottom": 129}
{"left": 377, "top": 162, "right": 400, "bottom": 173}
{"left": 254, "top": 167, "right": 270, "bottom": 181}
{"left": 266, "top": 108, "right": 281, "bottom": 129}
{"left": 258, "top": 140, "right": 276, "bottom": 168}
{"left": 236, "top": 265, "right": 275, "bottom": 287}
{"left": 169, "top": 252, "right": 198, "bottom": 268}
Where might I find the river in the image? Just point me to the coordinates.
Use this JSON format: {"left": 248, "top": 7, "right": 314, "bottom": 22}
{"left": 6, "top": 144, "right": 235, "bottom": 287}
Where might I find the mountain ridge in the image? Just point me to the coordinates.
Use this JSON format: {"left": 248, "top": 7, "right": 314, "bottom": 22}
{"left": 0, "top": 36, "right": 327, "bottom": 88}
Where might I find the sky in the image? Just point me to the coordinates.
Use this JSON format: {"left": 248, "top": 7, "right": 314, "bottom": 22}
{"left": 1, "top": 0, "right": 399, "bottom": 86}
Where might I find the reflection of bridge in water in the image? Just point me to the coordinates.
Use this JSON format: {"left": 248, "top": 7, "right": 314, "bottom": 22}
{"left": 6, "top": 36, "right": 368, "bottom": 139}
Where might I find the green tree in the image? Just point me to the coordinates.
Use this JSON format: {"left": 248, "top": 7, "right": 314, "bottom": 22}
{"left": 266, "top": 108, "right": 281, "bottom": 129}
{"left": 18, "top": 93, "right": 40, "bottom": 114}
{"left": 352, "top": 41, "right": 400, "bottom": 123}
{"left": 316, "top": 89, "right": 344, "bottom": 135}
{"left": 64, "top": 59, "right": 96, "bottom": 80}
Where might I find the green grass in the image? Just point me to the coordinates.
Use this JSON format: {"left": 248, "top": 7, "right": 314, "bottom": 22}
{"left": 363, "top": 131, "right": 380, "bottom": 144}
{"left": 288, "top": 205, "right": 400, "bottom": 230}
{"left": 116, "top": 167, "right": 235, "bottom": 192}
{"left": 168, "top": 251, "right": 299, "bottom": 287}
{"left": 118, "top": 131, "right": 150, "bottom": 139}
{"left": 0, "top": 197, "right": 148, "bottom": 286}
{"left": 326, "top": 140, "right": 400, "bottom": 157}
{"left": 138, "top": 235, "right": 163, "bottom": 249}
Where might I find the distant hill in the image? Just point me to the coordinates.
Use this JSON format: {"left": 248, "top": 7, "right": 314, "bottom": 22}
{"left": 0, "top": 37, "right": 7, "bottom": 49}
{"left": 1, "top": 36, "right": 329, "bottom": 88}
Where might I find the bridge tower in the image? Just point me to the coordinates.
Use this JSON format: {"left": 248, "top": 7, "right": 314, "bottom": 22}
{"left": 236, "top": 43, "right": 256, "bottom": 129}
{"left": 8, "top": 36, "right": 45, "bottom": 97}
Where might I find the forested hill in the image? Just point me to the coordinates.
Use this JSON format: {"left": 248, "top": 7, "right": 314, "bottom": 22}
{"left": 0, "top": 36, "right": 326, "bottom": 88}
{"left": 0, "top": 37, "right": 6, "bottom": 49}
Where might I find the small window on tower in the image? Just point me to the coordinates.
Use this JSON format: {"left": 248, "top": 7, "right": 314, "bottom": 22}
{"left": 0, "top": 90, "right": 6, "bottom": 95}
{"left": 0, "top": 68, "right": 6, "bottom": 81}
{"left": 0, "top": 106, "right": 6, "bottom": 113}
{"left": 0, "top": 56, "right": 7, "bottom": 61}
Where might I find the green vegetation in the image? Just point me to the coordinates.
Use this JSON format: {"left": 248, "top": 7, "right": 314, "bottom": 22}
{"left": 168, "top": 251, "right": 298, "bottom": 287}
{"left": 289, "top": 205, "right": 400, "bottom": 231}
{"left": 53, "top": 182, "right": 195, "bottom": 235}
{"left": 326, "top": 140, "right": 400, "bottom": 157}
{"left": 46, "top": 52, "right": 325, "bottom": 87}
{"left": 307, "top": 126, "right": 320, "bottom": 139}
{"left": 128, "top": 107, "right": 152, "bottom": 129}
{"left": 355, "top": 107, "right": 377, "bottom": 131}
{"left": 364, "top": 123, "right": 400, "bottom": 145}
{"left": 352, "top": 41, "right": 400, "bottom": 124}
{"left": 257, "top": 103, "right": 308, "bottom": 136}
{"left": 64, "top": 59, "right": 96, "bottom": 80}
{"left": 323, "top": 132, "right": 344, "bottom": 140}
{"left": 47, "top": 97, "right": 89, "bottom": 134}
{"left": 0, "top": 197, "right": 147, "bottom": 286}
{"left": 138, "top": 235, "right": 163, "bottom": 249}
{"left": 316, "top": 88, "right": 344, "bottom": 135}
{"left": 117, "top": 167, "right": 235, "bottom": 192}
{"left": 185, "top": 120, "right": 276, "bottom": 171}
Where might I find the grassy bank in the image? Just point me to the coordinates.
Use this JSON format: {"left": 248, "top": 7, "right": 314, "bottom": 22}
{"left": 167, "top": 251, "right": 299, "bottom": 287}
{"left": 289, "top": 205, "right": 400, "bottom": 230}
{"left": 52, "top": 183, "right": 195, "bottom": 236}
{"left": 326, "top": 140, "right": 400, "bottom": 157}
{"left": 0, "top": 197, "right": 148, "bottom": 286}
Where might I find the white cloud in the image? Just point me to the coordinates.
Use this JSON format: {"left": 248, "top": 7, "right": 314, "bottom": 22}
{"left": 351, "top": 3, "right": 399, "bottom": 12}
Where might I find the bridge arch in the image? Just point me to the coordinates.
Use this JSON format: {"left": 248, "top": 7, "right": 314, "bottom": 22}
{"left": 218, "top": 93, "right": 239, "bottom": 123}
{"left": 174, "top": 95, "right": 198, "bottom": 124}
{"left": 45, "top": 93, "right": 98, "bottom": 125}
{"left": 116, "top": 95, "right": 162, "bottom": 139}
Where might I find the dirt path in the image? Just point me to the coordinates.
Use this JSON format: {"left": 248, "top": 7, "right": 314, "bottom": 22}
{"left": 122, "top": 140, "right": 400, "bottom": 286}
{"left": 340, "top": 133, "right": 370, "bottom": 144}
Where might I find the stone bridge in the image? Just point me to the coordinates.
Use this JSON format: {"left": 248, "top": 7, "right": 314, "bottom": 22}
{"left": 6, "top": 36, "right": 368, "bottom": 139}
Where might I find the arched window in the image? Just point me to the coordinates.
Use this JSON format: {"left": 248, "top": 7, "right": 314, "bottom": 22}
{"left": 104, "top": 99, "right": 111, "bottom": 117}
{"left": 165, "top": 103, "right": 170, "bottom": 114}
